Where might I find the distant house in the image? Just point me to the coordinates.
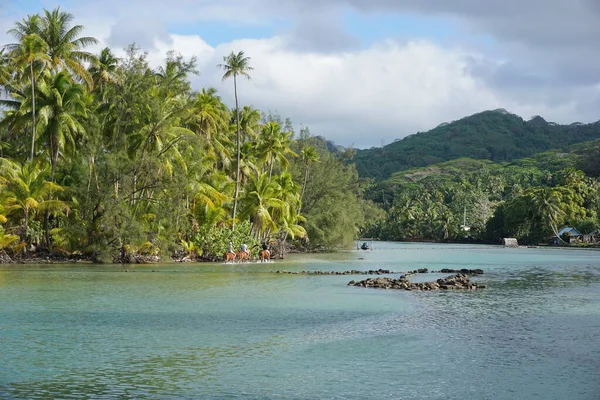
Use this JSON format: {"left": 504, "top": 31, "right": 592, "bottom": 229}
{"left": 552, "top": 227, "right": 582, "bottom": 245}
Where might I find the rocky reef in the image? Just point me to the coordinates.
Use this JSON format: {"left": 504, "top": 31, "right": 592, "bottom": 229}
{"left": 348, "top": 273, "right": 485, "bottom": 291}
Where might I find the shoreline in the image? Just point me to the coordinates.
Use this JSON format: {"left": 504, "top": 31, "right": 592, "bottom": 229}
{"left": 3, "top": 241, "right": 600, "bottom": 266}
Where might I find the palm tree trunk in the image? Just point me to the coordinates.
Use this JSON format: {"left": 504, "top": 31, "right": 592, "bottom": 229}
{"left": 29, "top": 63, "right": 36, "bottom": 161}
{"left": 299, "top": 165, "right": 309, "bottom": 214}
{"left": 24, "top": 208, "right": 29, "bottom": 241}
{"left": 232, "top": 74, "right": 241, "bottom": 231}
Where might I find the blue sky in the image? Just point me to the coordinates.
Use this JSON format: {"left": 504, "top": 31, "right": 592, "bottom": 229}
{"left": 1, "top": 0, "right": 599, "bottom": 148}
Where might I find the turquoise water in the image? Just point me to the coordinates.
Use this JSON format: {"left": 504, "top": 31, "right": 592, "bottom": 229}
{"left": 1, "top": 242, "right": 599, "bottom": 399}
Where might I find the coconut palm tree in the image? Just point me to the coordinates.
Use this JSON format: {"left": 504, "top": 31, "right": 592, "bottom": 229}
{"left": 218, "top": 50, "right": 253, "bottom": 230}
{"left": 155, "top": 52, "right": 196, "bottom": 98}
{"left": 271, "top": 172, "right": 305, "bottom": 256}
{"left": 238, "top": 172, "right": 282, "bottom": 240}
{"left": 239, "top": 106, "right": 261, "bottom": 142}
{"left": 37, "top": 7, "right": 98, "bottom": 88}
{"left": 529, "top": 187, "right": 566, "bottom": 241}
{"left": 188, "top": 88, "right": 232, "bottom": 169}
{"left": 0, "top": 159, "right": 68, "bottom": 242}
{"left": 88, "top": 47, "right": 120, "bottom": 100}
{"left": 5, "top": 15, "right": 52, "bottom": 161}
{"left": 10, "top": 35, "right": 51, "bottom": 161}
{"left": 256, "top": 121, "right": 297, "bottom": 181}
{"left": 5, "top": 14, "right": 42, "bottom": 44}
{"left": 35, "top": 71, "right": 87, "bottom": 178}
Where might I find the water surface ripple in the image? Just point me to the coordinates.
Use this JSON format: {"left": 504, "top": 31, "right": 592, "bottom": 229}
{"left": 1, "top": 243, "right": 599, "bottom": 399}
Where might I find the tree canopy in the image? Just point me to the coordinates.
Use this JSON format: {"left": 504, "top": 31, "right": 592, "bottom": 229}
{"left": 0, "top": 8, "right": 371, "bottom": 261}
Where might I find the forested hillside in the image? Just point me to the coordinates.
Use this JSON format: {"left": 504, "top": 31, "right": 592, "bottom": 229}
{"left": 354, "top": 109, "right": 600, "bottom": 180}
{"left": 360, "top": 138, "right": 600, "bottom": 245}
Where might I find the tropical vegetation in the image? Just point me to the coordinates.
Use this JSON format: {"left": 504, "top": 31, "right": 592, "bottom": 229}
{"left": 0, "top": 8, "right": 370, "bottom": 262}
{"left": 354, "top": 109, "right": 600, "bottom": 180}
{"left": 361, "top": 146, "right": 600, "bottom": 245}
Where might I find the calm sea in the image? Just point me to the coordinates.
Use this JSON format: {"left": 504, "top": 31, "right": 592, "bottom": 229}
{"left": 1, "top": 242, "right": 599, "bottom": 399}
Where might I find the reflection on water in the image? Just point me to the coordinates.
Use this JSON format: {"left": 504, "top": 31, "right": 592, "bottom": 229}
{"left": 1, "top": 243, "right": 600, "bottom": 399}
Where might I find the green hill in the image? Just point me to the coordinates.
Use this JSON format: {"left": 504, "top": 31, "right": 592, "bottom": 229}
{"left": 354, "top": 109, "right": 600, "bottom": 180}
{"left": 361, "top": 139, "right": 600, "bottom": 244}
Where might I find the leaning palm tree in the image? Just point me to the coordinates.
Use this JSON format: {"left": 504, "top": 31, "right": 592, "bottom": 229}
{"left": 529, "top": 187, "right": 566, "bottom": 242}
{"left": 218, "top": 51, "right": 253, "bottom": 230}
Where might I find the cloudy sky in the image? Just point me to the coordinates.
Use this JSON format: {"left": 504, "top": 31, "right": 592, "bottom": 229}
{"left": 1, "top": 0, "right": 599, "bottom": 148}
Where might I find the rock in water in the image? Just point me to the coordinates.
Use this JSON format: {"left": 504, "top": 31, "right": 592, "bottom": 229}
{"left": 350, "top": 274, "right": 484, "bottom": 291}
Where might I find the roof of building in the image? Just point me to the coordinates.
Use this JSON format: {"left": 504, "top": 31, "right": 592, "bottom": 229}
{"left": 557, "top": 227, "right": 582, "bottom": 237}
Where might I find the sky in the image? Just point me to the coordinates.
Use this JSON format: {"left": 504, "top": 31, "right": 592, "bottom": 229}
{"left": 1, "top": 0, "right": 600, "bottom": 148}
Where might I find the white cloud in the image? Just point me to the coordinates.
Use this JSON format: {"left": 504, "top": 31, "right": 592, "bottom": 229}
{"left": 147, "top": 34, "right": 595, "bottom": 148}
{"left": 2, "top": 1, "right": 600, "bottom": 148}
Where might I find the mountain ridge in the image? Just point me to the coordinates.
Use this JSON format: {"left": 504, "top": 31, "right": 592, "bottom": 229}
{"left": 353, "top": 109, "right": 600, "bottom": 180}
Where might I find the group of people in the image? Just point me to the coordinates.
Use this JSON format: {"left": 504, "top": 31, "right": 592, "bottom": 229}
{"left": 227, "top": 241, "right": 270, "bottom": 258}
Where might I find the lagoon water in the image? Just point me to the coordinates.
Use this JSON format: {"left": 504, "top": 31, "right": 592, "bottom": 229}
{"left": 1, "top": 242, "right": 599, "bottom": 399}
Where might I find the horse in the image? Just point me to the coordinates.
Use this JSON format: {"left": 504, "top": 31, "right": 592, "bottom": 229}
{"left": 223, "top": 252, "right": 236, "bottom": 263}
{"left": 235, "top": 250, "right": 251, "bottom": 263}
{"left": 258, "top": 249, "right": 270, "bottom": 263}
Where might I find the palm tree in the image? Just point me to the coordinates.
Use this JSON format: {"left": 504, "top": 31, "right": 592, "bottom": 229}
{"left": 218, "top": 51, "right": 253, "bottom": 230}
{"left": 256, "top": 121, "right": 296, "bottom": 181}
{"left": 188, "top": 88, "right": 232, "bottom": 169}
{"left": 35, "top": 71, "right": 87, "bottom": 178}
{"left": 272, "top": 172, "right": 305, "bottom": 257}
{"left": 88, "top": 47, "right": 120, "bottom": 100}
{"left": 239, "top": 172, "right": 282, "bottom": 239}
{"left": 37, "top": 7, "right": 98, "bottom": 88}
{"left": 5, "top": 15, "right": 50, "bottom": 161}
{"left": 5, "top": 14, "right": 42, "bottom": 44}
{"left": 11, "top": 34, "right": 51, "bottom": 161}
{"left": 239, "top": 106, "right": 261, "bottom": 142}
{"left": 529, "top": 187, "right": 566, "bottom": 241}
{"left": 0, "top": 159, "right": 68, "bottom": 242}
{"left": 155, "top": 53, "right": 195, "bottom": 98}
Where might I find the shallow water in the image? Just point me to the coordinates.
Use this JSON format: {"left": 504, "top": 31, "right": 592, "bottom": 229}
{"left": 1, "top": 242, "right": 599, "bottom": 399}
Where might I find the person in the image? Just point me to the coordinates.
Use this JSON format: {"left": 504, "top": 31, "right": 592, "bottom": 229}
{"left": 241, "top": 242, "right": 248, "bottom": 255}
{"left": 262, "top": 242, "right": 270, "bottom": 257}
{"left": 228, "top": 242, "right": 235, "bottom": 255}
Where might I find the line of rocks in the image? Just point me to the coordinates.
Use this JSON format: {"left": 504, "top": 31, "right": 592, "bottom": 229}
{"left": 436, "top": 268, "right": 484, "bottom": 275}
{"left": 275, "top": 268, "right": 398, "bottom": 275}
{"left": 348, "top": 273, "right": 486, "bottom": 291}
{"left": 406, "top": 268, "right": 484, "bottom": 275}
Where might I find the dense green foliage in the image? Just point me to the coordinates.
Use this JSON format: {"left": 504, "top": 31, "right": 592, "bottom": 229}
{"left": 355, "top": 109, "right": 600, "bottom": 180}
{"left": 0, "top": 8, "right": 369, "bottom": 261}
{"left": 362, "top": 144, "right": 600, "bottom": 245}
